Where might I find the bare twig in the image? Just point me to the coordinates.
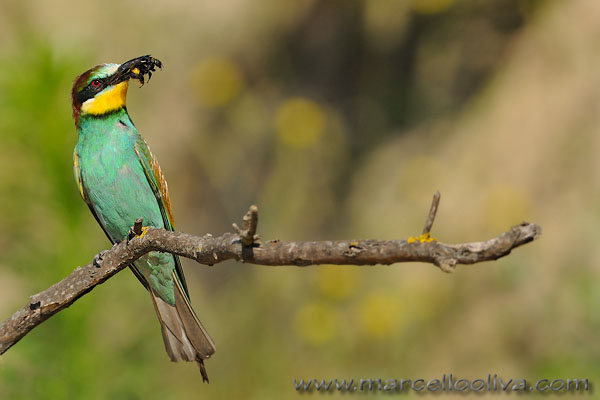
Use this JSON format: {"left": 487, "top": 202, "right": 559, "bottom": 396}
{"left": 232, "top": 205, "right": 258, "bottom": 246}
{"left": 422, "top": 191, "right": 441, "bottom": 234}
{"left": 0, "top": 199, "right": 541, "bottom": 356}
{"left": 127, "top": 217, "right": 144, "bottom": 242}
{"left": 133, "top": 217, "right": 144, "bottom": 236}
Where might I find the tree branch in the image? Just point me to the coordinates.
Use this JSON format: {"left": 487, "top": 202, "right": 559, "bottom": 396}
{"left": 0, "top": 198, "right": 541, "bottom": 356}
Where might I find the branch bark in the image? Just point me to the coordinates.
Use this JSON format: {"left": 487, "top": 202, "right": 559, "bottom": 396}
{"left": 0, "top": 199, "right": 541, "bottom": 356}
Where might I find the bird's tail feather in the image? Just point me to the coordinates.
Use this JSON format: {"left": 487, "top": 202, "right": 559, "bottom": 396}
{"left": 149, "top": 272, "right": 216, "bottom": 383}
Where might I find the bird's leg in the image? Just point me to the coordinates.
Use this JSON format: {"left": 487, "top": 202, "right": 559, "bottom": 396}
{"left": 126, "top": 228, "right": 135, "bottom": 244}
{"left": 93, "top": 250, "right": 109, "bottom": 268}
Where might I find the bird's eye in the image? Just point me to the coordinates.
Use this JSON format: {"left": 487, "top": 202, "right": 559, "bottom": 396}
{"left": 91, "top": 79, "right": 102, "bottom": 88}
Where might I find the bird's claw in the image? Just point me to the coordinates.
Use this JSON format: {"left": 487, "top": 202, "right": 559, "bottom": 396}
{"left": 93, "top": 250, "right": 109, "bottom": 268}
{"left": 127, "top": 226, "right": 137, "bottom": 244}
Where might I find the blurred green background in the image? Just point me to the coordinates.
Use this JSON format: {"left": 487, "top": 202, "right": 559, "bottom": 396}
{"left": 0, "top": 0, "right": 598, "bottom": 398}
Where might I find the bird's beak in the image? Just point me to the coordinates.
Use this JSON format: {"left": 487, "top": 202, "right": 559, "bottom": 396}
{"left": 111, "top": 55, "right": 163, "bottom": 86}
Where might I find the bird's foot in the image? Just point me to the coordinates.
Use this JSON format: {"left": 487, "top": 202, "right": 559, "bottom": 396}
{"left": 127, "top": 226, "right": 151, "bottom": 244}
{"left": 126, "top": 227, "right": 137, "bottom": 244}
{"left": 93, "top": 250, "right": 109, "bottom": 268}
{"left": 127, "top": 229, "right": 135, "bottom": 244}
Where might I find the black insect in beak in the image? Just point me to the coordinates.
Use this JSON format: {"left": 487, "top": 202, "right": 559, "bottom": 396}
{"left": 111, "top": 55, "right": 163, "bottom": 86}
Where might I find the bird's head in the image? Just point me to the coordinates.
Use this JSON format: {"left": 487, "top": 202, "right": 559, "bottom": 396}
{"left": 71, "top": 55, "right": 162, "bottom": 125}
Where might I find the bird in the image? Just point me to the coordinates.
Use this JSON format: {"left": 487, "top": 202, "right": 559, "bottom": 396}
{"left": 70, "top": 55, "right": 215, "bottom": 382}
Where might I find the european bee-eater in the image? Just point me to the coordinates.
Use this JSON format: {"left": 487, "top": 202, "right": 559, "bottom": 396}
{"left": 71, "top": 55, "right": 215, "bottom": 382}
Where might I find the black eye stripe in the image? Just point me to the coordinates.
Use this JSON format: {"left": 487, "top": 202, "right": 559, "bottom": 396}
{"left": 75, "top": 77, "right": 109, "bottom": 104}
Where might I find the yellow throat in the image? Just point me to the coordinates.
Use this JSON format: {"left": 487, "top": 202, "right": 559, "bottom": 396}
{"left": 81, "top": 81, "right": 129, "bottom": 115}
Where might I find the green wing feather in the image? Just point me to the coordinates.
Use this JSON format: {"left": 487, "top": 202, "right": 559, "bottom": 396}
{"left": 133, "top": 137, "right": 189, "bottom": 296}
{"left": 74, "top": 151, "right": 114, "bottom": 242}
{"left": 74, "top": 150, "right": 151, "bottom": 291}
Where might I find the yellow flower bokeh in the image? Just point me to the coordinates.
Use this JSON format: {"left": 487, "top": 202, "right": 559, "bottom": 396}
{"left": 275, "top": 97, "right": 325, "bottom": 149}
